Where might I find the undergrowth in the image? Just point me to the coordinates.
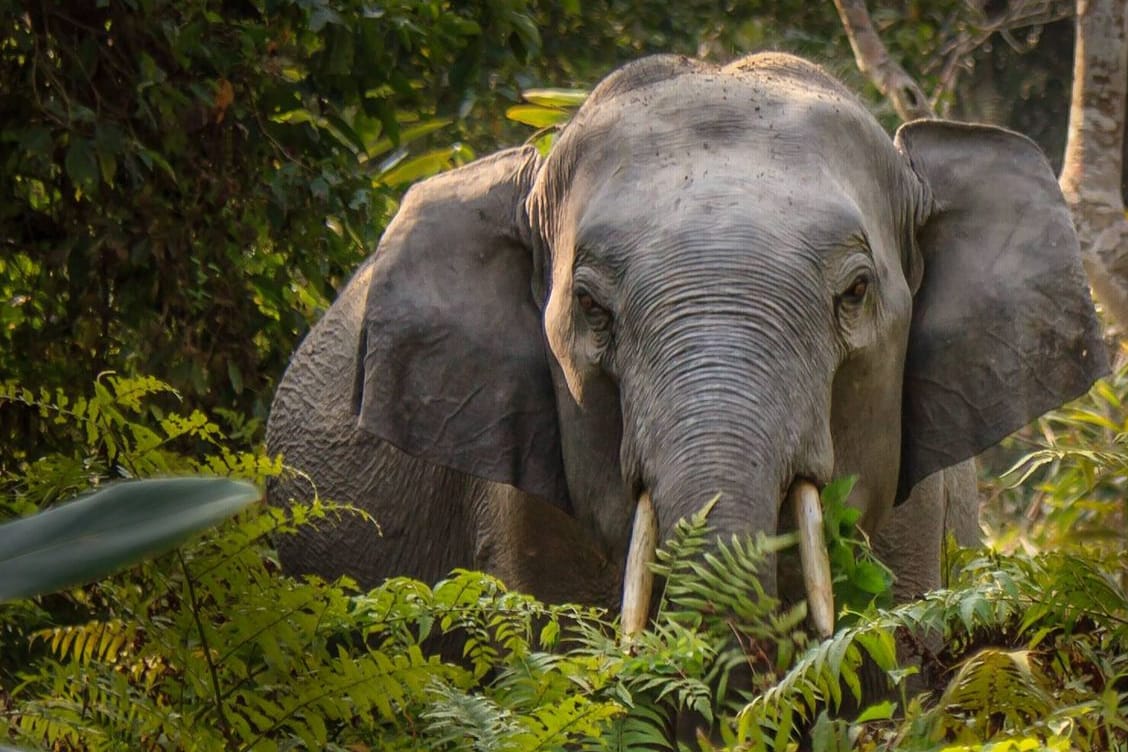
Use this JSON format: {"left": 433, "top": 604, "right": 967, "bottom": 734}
{"left": 1, "top": 375, "right": 1127, "bottom": 751}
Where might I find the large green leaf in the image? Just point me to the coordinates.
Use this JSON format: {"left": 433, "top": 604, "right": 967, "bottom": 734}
{"left": 519, "top": 88, "right": 588, "bottom": 108}
{"left": 0, "top": 477, "right": 260, "bottom": 602}
{"left": 374, "top": 144, "right": 474, "bottom": 187}
{"left": 365, "top": 118, "right": 454, "bottom": 160}
{"left": 505, "top": 104, "right": 571, "bottom": 128}
{"left": 64, "top": 138, "right": 99, "bottom": 193}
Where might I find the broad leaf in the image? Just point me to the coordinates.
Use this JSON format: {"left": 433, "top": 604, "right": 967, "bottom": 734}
{"left": 365, "top": 117, "right": 454, "bottom": 160}
{"left": 64, "top": 139, "right": 99, "bottom": 192}
{"left": 374, "top": 144, "right": 473, "bottom": 187}
{"left": 520, "top": 88, "right": 588, "bottom": 107}
{"left": 505, "top": 104, "right": 571, "bottom": 128}
{"left": 0, "top": 477, "right": 260, "bottom": 602}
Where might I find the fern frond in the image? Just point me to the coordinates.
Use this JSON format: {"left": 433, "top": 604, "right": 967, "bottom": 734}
{"left": 930, "top": 648, "right": 1053, "bottom": 734}
{"left": 34, "top": 618, "right": 138, "bottom": 666}
{"left": 592, "top": 701, "right": 675, "bottom": 752}
{"left": 423, "top": 681, "right": 523, "bottom": 751}
{"left": 650, "top": 494, "right": 718, "bottom": 588}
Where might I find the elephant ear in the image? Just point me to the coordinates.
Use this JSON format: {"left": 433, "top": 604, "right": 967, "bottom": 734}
{"left": 894, "top": 120, "right": 1108, "bottom": 501}
{"left": 357, "top": 147, "right": 570, "bottom": 509}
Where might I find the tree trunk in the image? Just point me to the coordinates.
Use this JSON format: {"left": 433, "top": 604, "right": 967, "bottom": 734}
{"left": 1056, "top": 0, "right": 1128, "bottom": 592}
{"left": 1058, "top": 0, "right": 1128, "bottom": 334}
{"left": 832, "top": 0, "right": 935, "bottom": 120}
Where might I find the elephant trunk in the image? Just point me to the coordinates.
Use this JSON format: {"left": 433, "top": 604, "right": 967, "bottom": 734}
{"left": 617, "top": 329, "right": 837, "bottom": 638}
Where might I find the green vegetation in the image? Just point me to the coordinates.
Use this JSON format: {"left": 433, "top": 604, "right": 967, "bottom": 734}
{"left": 1, "top": 375, "right": 1126, "bottom": 750}
{"left": 0, "top": 0, "right": 541, "bottom": 446}
{"left": 2, "top": 1, "right": 1125, "bottom": 750}
{"left": 0, "top": 0, "right": 978, "bottom": 454}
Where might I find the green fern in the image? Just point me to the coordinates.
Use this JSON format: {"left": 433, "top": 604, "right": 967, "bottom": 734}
{"left": 35, "top": 618, "right": 138, "bottom": 667}
{"left": 424, "top": 681, "right": 525, "bottom": 750}
{"left": 737, "top": 545, "right": 1128, "bottom": 750}
{"left": 6, "top": 377, "right": 1128, "bottom": 751}
{"left": 931, "top": 648, "right": 1053, "bottom": 740}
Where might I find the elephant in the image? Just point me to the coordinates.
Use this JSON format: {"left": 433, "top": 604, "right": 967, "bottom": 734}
{"left": 266, "top": 52, "right": 1107, "bottom": 636}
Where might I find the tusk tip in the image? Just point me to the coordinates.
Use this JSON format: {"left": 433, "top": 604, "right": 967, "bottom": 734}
{"left": 792, "top": 479, "right": 836, "bottom": 640}
{"left": 620, "top": 492, "right": 658, "bottom": 640}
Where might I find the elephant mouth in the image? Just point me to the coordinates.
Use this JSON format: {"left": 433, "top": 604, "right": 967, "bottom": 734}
{"left": 620, "top": 479, "right": 834, "bottom": 640}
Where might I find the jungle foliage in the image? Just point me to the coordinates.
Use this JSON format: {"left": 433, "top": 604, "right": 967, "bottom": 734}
{"left": 0, "top": 0, "right": 982, "bottom": 459}
{"left": 3, "top": 1, "right": 1127, "bottom": 750}
{"left": 0, "top": 0, "right": 541, "bottom": 451}
{"left": 1, "top": 372, "right": 1127, "bottom": 750}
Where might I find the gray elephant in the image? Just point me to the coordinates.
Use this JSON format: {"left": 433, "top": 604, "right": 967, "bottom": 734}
{"left": 266, "top": 53, "right": 1106, "bottom": 635}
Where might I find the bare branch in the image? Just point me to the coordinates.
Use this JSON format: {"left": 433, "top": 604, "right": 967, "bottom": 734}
{"left": 927, "top": 0, "right": 1074, "bottom": 110}
{"left": 833, "top": 0, "right": 1074, "bottom": 121}
{"left": 964, "top": 0, "right": 1074, "bottom": 28}
{"left": 833, "top": 0, "right": 935, "bottom": 120}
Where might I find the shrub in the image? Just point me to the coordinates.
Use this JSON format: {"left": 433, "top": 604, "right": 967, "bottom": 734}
{"left": 2, "top": 376, "right": 1128, "bottom": 751}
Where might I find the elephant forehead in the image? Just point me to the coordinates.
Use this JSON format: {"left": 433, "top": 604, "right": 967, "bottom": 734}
{"left": 572, "top": 161, "right": 868, "bottom": 250}
{"left": 548, "top": 106, "right": 892, "bottom": 238}
{"left": 568, "top": 70, "right": 877, "bottom": 165}
{"left": 531, "top": 63, "right": 907, "bottom": 267}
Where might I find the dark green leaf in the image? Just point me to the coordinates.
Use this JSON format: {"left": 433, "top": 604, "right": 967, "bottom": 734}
{"left": 19, "top": 127, "right": 52, "bottom": 154}
{"left": 228, "top": 362, "right": 244, "bottom": 394}
{"left": 0, "top": 478, "right": 260, "bottom": 602}
{"left": 65, "top": 139, "right": 100, "bottom": 192}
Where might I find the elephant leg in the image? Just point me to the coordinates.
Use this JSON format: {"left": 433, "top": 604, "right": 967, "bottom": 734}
{"left": 873, "top": 459, "right": 980, "bottom": 601}
{"left": 941, "top": 458, "right": 981, "bottom": 550}
{"left": 866, "top": 459, "right": 980, "bottom": 698}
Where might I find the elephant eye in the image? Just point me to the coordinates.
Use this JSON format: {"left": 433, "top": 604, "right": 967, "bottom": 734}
{"left": 576, "top": 289, "right": 612, "bottom": 331}
{"left": 840, "top": 274, "right": 869, "bottom": 305}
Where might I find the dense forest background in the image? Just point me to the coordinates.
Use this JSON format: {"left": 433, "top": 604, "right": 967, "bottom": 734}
{"left": 0, "top": 0, "right": 1097, "bottom": 453}
{"left": 2, "top": 1, "right": 1128, "bottom": 750}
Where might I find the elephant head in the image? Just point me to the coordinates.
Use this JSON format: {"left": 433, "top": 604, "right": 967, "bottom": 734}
{"left": 355, "top": 54, "right": 1106, "bottom": 632}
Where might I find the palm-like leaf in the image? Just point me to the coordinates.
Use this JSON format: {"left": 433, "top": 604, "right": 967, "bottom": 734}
{"left": 0, "top": 477, "right": 259, "bottom": 602}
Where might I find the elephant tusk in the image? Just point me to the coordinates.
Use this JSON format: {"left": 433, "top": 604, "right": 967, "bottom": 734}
{"left": 621, "top": 490, "right": 658, "bottom": 639}
{"left": 791, "top": 479, "right": 835, "bottom": 639}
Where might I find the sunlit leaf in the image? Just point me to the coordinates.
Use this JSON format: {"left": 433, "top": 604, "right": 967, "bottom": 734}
{"left": 374, "top": 144, "right": 473, "bottom": 187}
{"left": 520, "top": 88, "right": 588, "bottom": 108}
{"left": 365, "top": 118, "right": 453, "bottom": 160}
{"left": 855, "top": 699, "right": 896, "bottom": 722}
{"left": 505, "top": 104, "right": 571, "bottom": 128}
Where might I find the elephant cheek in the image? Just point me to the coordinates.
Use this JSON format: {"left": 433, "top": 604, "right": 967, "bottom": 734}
{"left": 543, "top": 289, "right": 586, "bottom": 404}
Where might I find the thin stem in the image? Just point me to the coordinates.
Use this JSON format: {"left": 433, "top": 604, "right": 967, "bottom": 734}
{"left": 179, "top": 550, "right": 236, "bottom": 746}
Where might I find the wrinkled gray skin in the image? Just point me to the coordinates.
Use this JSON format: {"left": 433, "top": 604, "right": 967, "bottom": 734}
{"left": 267, "top": 54, "right": 1105, "bottom": 616}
